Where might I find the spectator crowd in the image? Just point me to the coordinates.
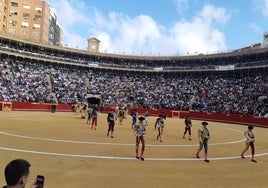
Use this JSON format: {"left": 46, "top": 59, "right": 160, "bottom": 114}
{"left": 0, "top": 55, "right": 267, "bottom": 117}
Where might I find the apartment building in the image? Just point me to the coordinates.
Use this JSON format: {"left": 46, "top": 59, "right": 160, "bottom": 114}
{"left": 0, "top": 0, "right": 62, "bottom": 46}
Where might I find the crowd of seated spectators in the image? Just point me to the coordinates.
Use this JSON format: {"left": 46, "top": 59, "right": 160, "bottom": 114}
{"left": 1, "top": 57, "right": 267, "bottom": 117}
{"left": 1, "top": 58, "right": 52, "bottom": 102}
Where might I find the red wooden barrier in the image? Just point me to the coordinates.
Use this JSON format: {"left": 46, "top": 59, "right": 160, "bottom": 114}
{"left": 1, "top": 103, "right": 267, "bottom": 128}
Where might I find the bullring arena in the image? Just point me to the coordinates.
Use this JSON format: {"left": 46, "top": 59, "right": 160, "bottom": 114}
{"left": 1, "top": 35, "right": 268, "bottom": 188}
{"left": 0, "top": 111, "right": 268, "bottom": 188}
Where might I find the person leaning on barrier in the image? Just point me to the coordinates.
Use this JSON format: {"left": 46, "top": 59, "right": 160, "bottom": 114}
{"left": 2, "top": 159, "right": 39, "bottom": 188}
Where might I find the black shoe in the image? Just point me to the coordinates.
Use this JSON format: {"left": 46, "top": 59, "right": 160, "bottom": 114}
{"left": 136, "top": 156, "right": 139, "bottom": 159}
{"left": 241, "top": 155, "right": 245, "bottom": 159}
{"left": 251, "top": 159, "right": 257, "bottom": 163}
{"left": 204, "top": 160, "right": 210, "bottom": 163}
{"left": 196, "top": 154, "right": 200, "bottom": 158}
{"left": 140, "top": 157, "right": 145, "bottom": 161}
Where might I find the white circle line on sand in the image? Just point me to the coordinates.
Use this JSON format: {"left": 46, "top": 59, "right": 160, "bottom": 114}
{"left": 0, "top": 131, "right": 245, "bottom": 147}
{"left": 0, "top": 146, "right": 267, "bottom": 161}
{"left": 0, "top": 114, "right": 26, "bottom": 118}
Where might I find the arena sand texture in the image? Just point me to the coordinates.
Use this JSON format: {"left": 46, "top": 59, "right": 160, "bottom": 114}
{"left": 0, "top": 111, "right": 268, "bottom": 188}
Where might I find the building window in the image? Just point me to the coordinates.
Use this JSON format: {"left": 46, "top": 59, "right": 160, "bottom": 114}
{"left": 35, "top": 7, "right": 42, "bottom": 11}
{"left": 21, "top": 29, "right": 29, "bottom": 35}
{"left": 23, "top": 4, "right": 30, "bottom": 9}
{"left": 9, "top": 11, "right": 18, "bottom": 16}
{"left": 34, "top": 15, "right": 41, "bottom": 20}
{"left": 23, "top": 13, "right": 30, "bottom": 19}
{"left": 9, "top": 19, "right": 17, "bottom": 26}
{"left": 21, "top": 22, "right": 29, "bottom": 27}
{"left": 33, "top": 23, "right": 40, "bottom": 28}
{"left": 33, "top": 31, "right": 40, "bottom": 36}
{"left": 9, "top": 28, "right": 16, "bottom": 33}
{"left": 11, "top": 2, "right": 18, "bottom": 7}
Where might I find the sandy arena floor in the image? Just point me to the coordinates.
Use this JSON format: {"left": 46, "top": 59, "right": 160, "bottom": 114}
{"left": 0, "top": 111, "right": 268, "bottom": 188}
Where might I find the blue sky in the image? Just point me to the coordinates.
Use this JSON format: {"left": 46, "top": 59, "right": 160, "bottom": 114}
{"left": 47, "top": 0, "right": 268, "bottom": 56}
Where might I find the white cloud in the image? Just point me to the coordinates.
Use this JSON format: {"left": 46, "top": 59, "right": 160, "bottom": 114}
{"left": 253, "top": 0, "right": 268, "bottom": 17}
{"left": 250, "top": 23, "right": 262, "bottom": 34}
{"left": 197, "top": 4, "right": 229, "bottom": 25}
{"left": 171, "top": 4, "right": 229, "bottom": 54}
{"left": 47, "top": 0, "right": 99, "bottom": 48}
{"left": 48, "top": 0, "right": 86, "bottom": 27}
{"left": 173, "top": 0, "right": 190, "bottom": 15}
{"left": 48, "top": 0, "right": 230, "bottom": 55}
{"left": 97, "top": 13, "right": 164, "bottom": 54}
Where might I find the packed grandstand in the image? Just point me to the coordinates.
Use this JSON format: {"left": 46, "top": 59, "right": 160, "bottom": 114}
{"left": 0, "top": 35, "right": 267, "bottom": 118}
